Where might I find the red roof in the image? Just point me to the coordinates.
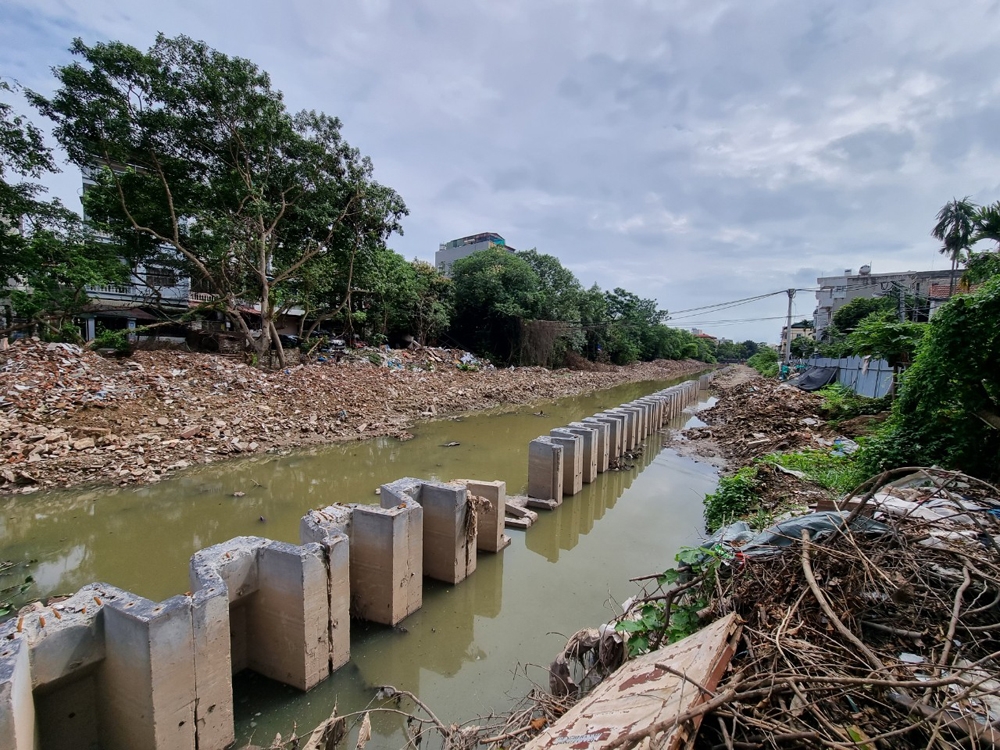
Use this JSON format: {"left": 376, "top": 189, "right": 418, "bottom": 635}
{"left": 694, "top": 333, "right": 717, "bottom": 340}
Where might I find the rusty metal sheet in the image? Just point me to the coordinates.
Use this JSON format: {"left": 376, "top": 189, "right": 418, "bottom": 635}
{"left": 526, "top": 613, "right": 742, "bottom": 750}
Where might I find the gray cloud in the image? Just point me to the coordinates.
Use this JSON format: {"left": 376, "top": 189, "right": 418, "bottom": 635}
{"left": 3, "top": 0, "right": 1000, "bottom": 342}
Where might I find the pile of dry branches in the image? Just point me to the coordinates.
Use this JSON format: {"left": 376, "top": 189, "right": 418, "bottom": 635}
{"left": 625, "top": 467, "right": 1000, "bottom": 749}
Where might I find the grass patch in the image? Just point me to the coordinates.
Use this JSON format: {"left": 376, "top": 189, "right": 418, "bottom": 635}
{"left": 817, "top": 383, "right": 891, "bottom": 422}
{"left": 760, "top": 448, "right": 866, "bottom": 494}
{"left": 704, "top": 466, "right": 761, "bottom": 532}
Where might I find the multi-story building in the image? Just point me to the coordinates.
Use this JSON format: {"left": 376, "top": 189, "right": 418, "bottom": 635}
{"left": 813, "top": 265, "right": 960, "bottom": 340}
{"left": 780, "top": 321, "right": 814, "bottom": 352}
{"left": 435, "top": 232, "right": 515, "bottom": 277}
{"left": 5, "top": 167, "right": 306, "bottom": 345}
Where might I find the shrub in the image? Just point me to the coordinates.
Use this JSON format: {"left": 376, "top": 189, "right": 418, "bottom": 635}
{"left": 746, "top": 348, "right": 779, "bottom": 378}
{"left": 704, "top": 466, "right": 760, "bottom": 532}
{"left": 817, "top": 384, "right": 891, "bottom": 421}
{"left": 858, "top": 275, "right": 1000, "bottom": 480}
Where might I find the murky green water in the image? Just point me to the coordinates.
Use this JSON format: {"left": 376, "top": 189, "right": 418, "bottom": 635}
{"left": 0, "top": 375, "right": 718, "bottom": 746}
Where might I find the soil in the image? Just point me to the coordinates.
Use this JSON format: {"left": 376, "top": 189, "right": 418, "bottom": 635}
{"left": 0, "top": 339, "right": 710, "bottom": 495}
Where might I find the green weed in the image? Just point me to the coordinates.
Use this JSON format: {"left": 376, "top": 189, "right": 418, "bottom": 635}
{"left": 704, "top": 466, "right": 760, "bottom": 532}
{"left": 761, "top": 448, "right": 866, "bottom": 494}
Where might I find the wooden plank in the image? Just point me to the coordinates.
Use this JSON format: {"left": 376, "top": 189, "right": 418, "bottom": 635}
{"left": 526, "top": 613, "right": 742, "bottom": 750}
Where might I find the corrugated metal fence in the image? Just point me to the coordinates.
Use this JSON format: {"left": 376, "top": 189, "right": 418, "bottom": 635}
{"left": 805, "top": 356, "right": 894, "bottom": 398}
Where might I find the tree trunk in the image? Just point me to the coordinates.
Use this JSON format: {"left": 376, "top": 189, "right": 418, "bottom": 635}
{"left": 270, "top": 320, "right": 286, "bottom": 369}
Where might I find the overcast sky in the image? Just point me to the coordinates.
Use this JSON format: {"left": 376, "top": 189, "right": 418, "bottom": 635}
{"left": 4, "top": 0, "right": 1000, "bottom": 342}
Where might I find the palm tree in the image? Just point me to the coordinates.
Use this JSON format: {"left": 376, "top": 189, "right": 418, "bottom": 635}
{"left": 932, "top": 197, "right": 977, "bottom": 296}
{"left": 974, "top": 201, "right": 1000, "bottom": 248}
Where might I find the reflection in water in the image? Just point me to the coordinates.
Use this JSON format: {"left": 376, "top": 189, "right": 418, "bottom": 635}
{"left": 0, "top": 376, "right": 717, "bottom": 746}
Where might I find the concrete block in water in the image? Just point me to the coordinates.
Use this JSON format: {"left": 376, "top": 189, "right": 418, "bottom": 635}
{"left": 303, "top": 500, "right": 423, "bottom": 626}
{"left": 593, "top": 413, "right": 625, "bottom": 459}
{"left": 603, "top": 409, "right": 633, "bottom": 452}
{"left": 98, "top": 592, "right": 197, "bottom": 750}
{"left": 581, "top": 417, "right": 610, "bottom": 472}
{"left": 190, "top": 537, "right": 332, "bottom": 692}
{"left": 549, "top": 429, "right": 584, "bottom": 496}
{"left": 527, "top": 437, "right": 564, "bottom": 503}
{"left": 382, "top": 478, "right": 476, "bottom": 585}
{"left": 0, "top": 638, "right": 34, "bottom": 750}
{"left": 454, "top": 479, "right": 511, "bottom": 552}
{"left": 565, "top": 423, "right": 599, "bottom": 483}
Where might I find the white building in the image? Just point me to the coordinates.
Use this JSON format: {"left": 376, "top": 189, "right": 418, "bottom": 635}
{"left": 813, "top": 265, "right": 960, "bottom": 340}
{"left": 435, "top": 232, "right": 514, "bottom": 277}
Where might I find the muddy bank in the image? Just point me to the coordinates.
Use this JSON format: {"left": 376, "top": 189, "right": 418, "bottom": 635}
{"left": 0, "top": 339, "right": 709, "bottom": 495}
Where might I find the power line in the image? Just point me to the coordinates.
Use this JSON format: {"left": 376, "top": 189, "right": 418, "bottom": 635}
{"left": 666, "top": 291, "right": 785, "bottom": 318}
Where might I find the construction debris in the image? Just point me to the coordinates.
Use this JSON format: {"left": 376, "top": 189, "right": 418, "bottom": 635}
{"left": 682, "top": 376, "right": 830, "bottom": 463}
{"left": 0, "top": 339, "right": 709, "bottom": 494}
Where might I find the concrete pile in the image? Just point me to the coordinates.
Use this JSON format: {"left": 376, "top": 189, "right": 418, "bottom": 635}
{"left": 524, "top": 380, "right": 703, "bottom": 510}
{"left": 0, "top": 474, "right": 511, "bottom": 750}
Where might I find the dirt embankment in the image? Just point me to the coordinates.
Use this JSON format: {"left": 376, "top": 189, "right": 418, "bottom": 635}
{"left": 0, "top": 340, "right": 709, "bottom": 495}
{"left": 682, "top": 365, "right": 832, "bottom": 463}
{"left": 675, "top": 365, "right": 846, "bottom": 510}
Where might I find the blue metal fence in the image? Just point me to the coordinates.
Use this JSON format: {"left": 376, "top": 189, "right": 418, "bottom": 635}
{"left": 805, "top": 356, "right": 894, "bottom": 398}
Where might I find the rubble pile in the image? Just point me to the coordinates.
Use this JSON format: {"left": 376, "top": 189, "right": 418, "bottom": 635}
{"left": 604, "top": 468, "right": 1000, "bottom": 749}
{"left": 0, "top": 339, "right": 708, "bottom": 494}
{"left": 684, "top": 373, "right": 831, "bottom": 462}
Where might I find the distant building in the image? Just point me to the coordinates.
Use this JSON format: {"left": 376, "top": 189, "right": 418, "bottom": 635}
{"left": 435, "top": 232, "right": 515, "bottom": 277}
{"left": 780, "top": 321, "right": 814, "bottom": 352}
{"left": 813, "top": 265, "right": 961, "bottom": 340}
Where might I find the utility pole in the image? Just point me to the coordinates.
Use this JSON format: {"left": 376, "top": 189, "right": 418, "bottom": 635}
{"left": 783, "top": 288, "right": 795, "bottom": 364}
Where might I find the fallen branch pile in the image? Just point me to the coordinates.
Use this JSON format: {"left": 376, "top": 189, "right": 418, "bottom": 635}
{"left": 621, "top": 467, "right": 1000, "bottom": 749}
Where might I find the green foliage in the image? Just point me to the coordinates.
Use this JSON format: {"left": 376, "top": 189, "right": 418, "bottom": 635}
{"left": 762, "top": 449, "right": 866, "bottom": 494}
{"left": 933, "top": 197, "right": 978, "bottom": 268}
{"left": 817, "top": 383, "right": 891, "bottom": 421}
{"left": 704, "top": 466, "right": 760, "bottom": 532}
{"left": 832, "top": 296, "right": 895, "bottom": 334}
{"left": 963, "top": 251, "right": 1000, "bottom": 285}
{"left": 858, "top": 275, "right": 1000, "bottom": 479}
{"left": 747, "top": 348, "right": 779, "bottom": 377}
{"left": 846, "top": 311, "right": 925, "bottom": 367}
{"left": 91, "top": 328, "right": 132, "bottom": 352}
{"left": 32, "top": 33, "right": 407, "bottom": 359}
{"left": 615, "top": 546, "right": 726, "bottom": 655}
{"left": 716, "top": 339, "right": 760, "bottom": 361}
{"left": 450, "top": 249, "right": 541, "bottom": 363}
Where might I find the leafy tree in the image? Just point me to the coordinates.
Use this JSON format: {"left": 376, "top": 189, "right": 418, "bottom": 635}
{"left": 832, "top": 296, "right": 894, "bottom": 334}
{"left": 1, "top": 81, "right": 128, "bottom": 338}
{"left": 516, "top": 249, "right": 581, "bottom": 321}
{"left": 846, "top": 311, "right": 925, "bottom": 369}
{"left": 399, "top": 260, "right": 452, "bottom": 346}
{"left": 860, "top": 276, "right": 1000, "bottom": 479}
{"left": 932, "top": 197, "right": 977, "bottom": 296}
{"left": 790, "top": 336, "right": 819, "bottom": 358}
{"left": 603, "top": 288, "right": 666, "bottom": 364}
{"left": 450, "top": 248, "right": 540, "bottom": 363}
{"left": 32, "top": 34, "right": 406, "bottom": 366}
{"left": 973, "top": 201, "right": 1000, "bottom": 249}
{"left": 963, "top": 251, "right": 1000, "bottom": 285}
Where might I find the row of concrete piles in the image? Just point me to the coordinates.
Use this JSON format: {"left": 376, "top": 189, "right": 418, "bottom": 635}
{"left": 0, "top": 376, "right": 708, "bottom": 750}
{"left": 525, "top": 379, "right": 702, "bottom": 507}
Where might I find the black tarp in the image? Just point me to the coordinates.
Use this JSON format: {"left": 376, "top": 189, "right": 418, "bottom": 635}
{"left": 787, "top": 366, "right": 839, "bottom": 391}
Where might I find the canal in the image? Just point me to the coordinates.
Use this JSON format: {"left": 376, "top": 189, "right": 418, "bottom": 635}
{"left": 0, "top": 374, "right": 718, "bottom": 746}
